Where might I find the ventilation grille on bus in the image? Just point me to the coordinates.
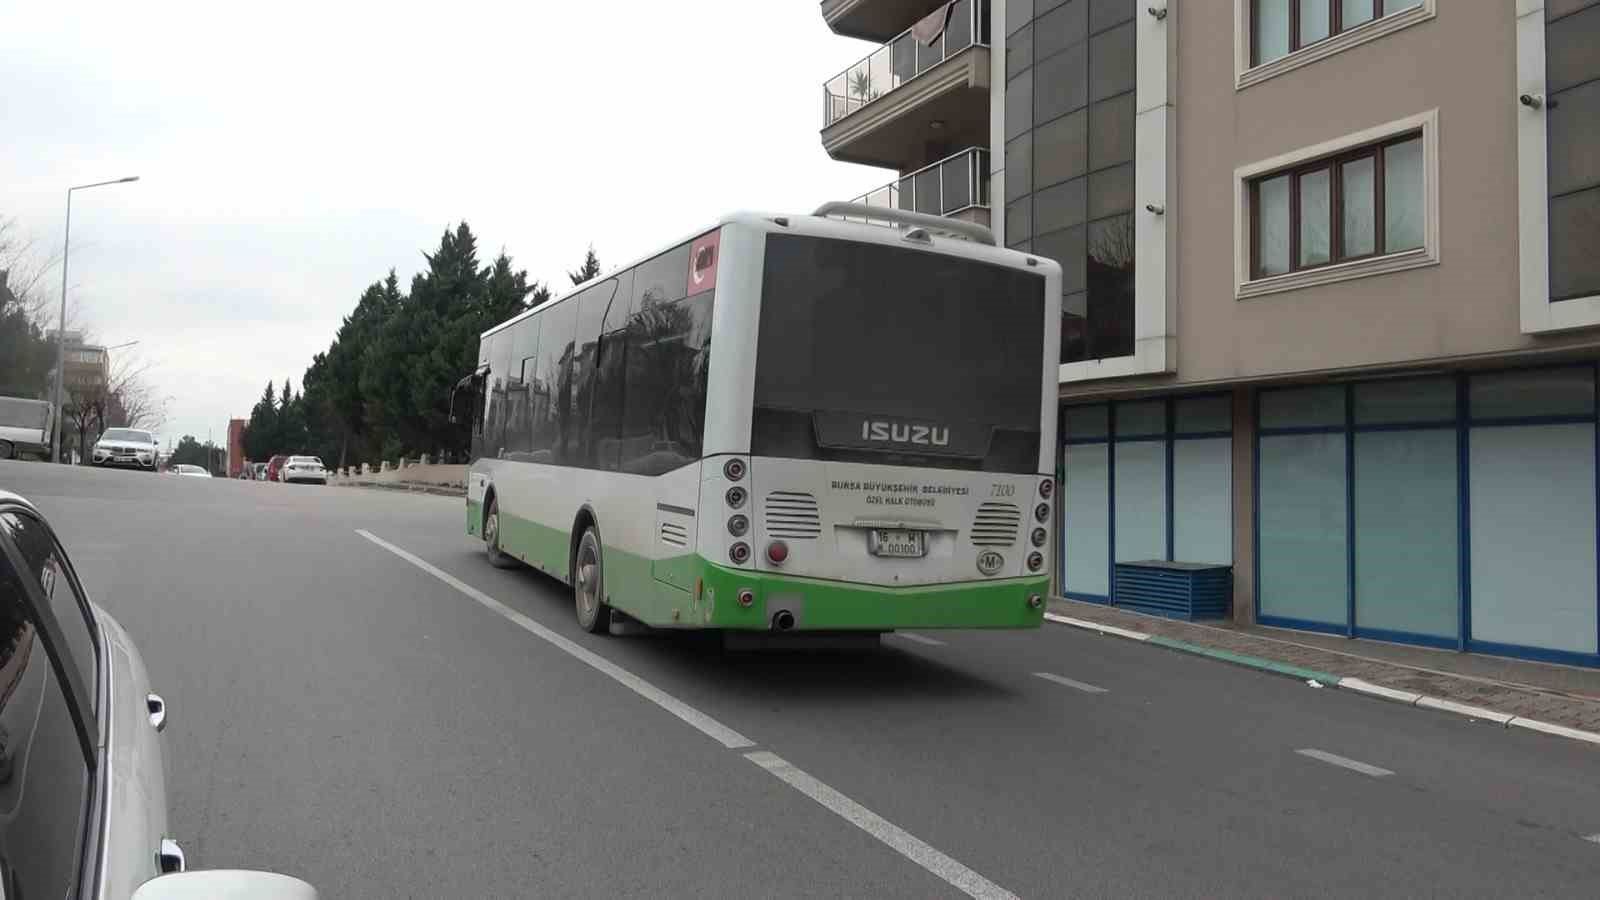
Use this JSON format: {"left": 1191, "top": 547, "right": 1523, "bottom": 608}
{"left": 764, "top": 491, "right": 822, "bottom": 539}
{"left": 659, "top": 521, "right": 689, "bottom": 548}
{"left": 970, "top": 502, "right": 1021, "bottom": 547}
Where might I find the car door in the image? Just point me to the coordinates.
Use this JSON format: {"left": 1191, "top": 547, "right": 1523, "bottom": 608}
{"left": 0, "top": 513, "right": 99, "bottom": 898}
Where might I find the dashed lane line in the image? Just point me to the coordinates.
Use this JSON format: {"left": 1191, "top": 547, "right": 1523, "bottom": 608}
{"left": 361, "top": 529, "right": 1021, "bottom": 900}
{"left": 355, "top": 529, "right": 754, "bottom": 749}
{"left": 745, "top": 751, "right": 1019, "bottom": 900}
{"left": 1033, "top": 672, "right": 1109, "bottom": 694}
{"left": 1296, "top": 748, "right": 1394, "bottom": 778}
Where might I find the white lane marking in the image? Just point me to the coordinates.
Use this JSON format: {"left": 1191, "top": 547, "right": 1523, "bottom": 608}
{"left": 890, "top": 632, "right": 946, "bottom": 647}
{"left": 1033, "top": 672, "right": 1108, "bottom": 694}
{"left": 357, "top": 529, "right": 754, "bottom": 750}
{"left": 1043, "top": 613, "right": 1151, "bottom": 642}
{"left": 1295, "top": 748, "right": 1394, "bottom": 778}
{"left": 744, "top": 751, "right": 1018, "bottom": 900}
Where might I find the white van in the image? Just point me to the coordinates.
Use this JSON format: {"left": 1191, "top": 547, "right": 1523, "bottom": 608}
{"left": 0, "top": 395, "right": 52, "bottom": 460}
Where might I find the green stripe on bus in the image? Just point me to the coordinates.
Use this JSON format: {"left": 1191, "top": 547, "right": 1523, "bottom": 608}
{"left": 475, "top": 506, "right": 1046, "bottom": 631}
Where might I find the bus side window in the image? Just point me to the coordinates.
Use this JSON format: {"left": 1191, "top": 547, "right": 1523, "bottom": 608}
{"left": 531, "top": 298, "right": 576, "bottom": 463}
{"left": 619, "top": 288, "right": 714, "bottom": 476}
{"left": 503, "top": 316, "right": 539, "bottom": 458}
{"left": 569, "top": 278, "right": 618, "bottom": 469}
{"left": 589, "top": 269, "right": 633, "bottom": 472}
{"left": 484, "top": 330, "right": 513, "bottom": 456}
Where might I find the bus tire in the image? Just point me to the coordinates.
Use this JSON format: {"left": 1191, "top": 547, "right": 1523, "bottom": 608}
{"left": 573, "top": 527, "right": 610, "bottom": 634}
{"left": 483, "top": 496, "right": 519, "bottom": 569}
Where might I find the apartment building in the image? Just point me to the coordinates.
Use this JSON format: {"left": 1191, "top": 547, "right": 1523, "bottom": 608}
{"left": 819, "top": 0, "right": 1600, "bottom": 666}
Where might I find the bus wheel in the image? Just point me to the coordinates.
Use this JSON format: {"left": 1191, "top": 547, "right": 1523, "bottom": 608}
{"left": 483, "top": 497, "right": 519, "bottom": 569}
{"left": 573, "top": 527, "right": 611, "bottom": 634}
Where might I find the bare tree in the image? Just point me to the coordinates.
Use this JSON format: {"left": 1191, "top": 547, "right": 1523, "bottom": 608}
{"left": 0, "top": 215, "right": 62, "bottom": 325}
{"left": 58, "top": 351, "right": 168, "bottom": 463}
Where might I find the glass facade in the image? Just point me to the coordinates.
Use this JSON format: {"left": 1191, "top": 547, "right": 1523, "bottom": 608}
{"left": 1059, "top": 396, "right": 1234, "bottom": 602}
{"left": 1547, "top": 1, "right": 1600, "bottom": 301}
{"left": 1006, "top": 0, "right": 1136, "bottom": 365}
{"left": 1252, "top": 369, "right": 1600, "bottom": 663}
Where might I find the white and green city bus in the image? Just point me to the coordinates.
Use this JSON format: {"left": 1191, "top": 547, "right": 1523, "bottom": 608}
{"left": 460, "top": 204, "right": 1061, "bottom": 634}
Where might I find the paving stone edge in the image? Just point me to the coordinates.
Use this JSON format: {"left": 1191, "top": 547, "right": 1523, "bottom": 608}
{"left": 1043, "top": 613, "right": 1600, "bottom": 748}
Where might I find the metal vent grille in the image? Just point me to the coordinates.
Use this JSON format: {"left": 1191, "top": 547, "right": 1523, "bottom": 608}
{"left": 660, "top": 522, "right": 689, "bottom": 547}
{"left": 970, "top": 502, "right": 1021, "bottom": 547}
{"left": 764, "top": 491, "right": 822, "bottom": 539}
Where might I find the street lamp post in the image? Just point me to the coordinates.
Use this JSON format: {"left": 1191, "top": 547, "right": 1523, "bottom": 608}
{"left": 52, "top": 176, "right": 140, "bottom": 464}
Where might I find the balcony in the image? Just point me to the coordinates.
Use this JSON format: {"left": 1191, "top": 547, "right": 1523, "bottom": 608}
{"left": 821, "top": 0, "right": 990, "bottom": 170}
{"left": 838, "top": 148, "right": 991, "bottom": 230}
{"left": 821, "top": 0, "right": 951, "bottom": 42}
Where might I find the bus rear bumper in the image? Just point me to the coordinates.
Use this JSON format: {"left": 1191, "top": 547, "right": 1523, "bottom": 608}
{"left": 699, "top": 562, "right": 1047, "bottom": 631}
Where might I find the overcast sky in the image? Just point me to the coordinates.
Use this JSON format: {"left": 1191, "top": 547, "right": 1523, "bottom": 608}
{"left": 1, "top": 1, "right": 890, "bottom": 447}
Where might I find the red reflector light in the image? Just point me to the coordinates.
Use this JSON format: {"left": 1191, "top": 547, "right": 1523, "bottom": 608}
{"left": 766, "top": 541, "right": 789, "bottom": 565}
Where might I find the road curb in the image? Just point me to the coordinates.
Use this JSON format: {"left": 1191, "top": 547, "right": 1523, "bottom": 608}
{"left": 332, "top": 480, "right": 465, "bottom": 498}
{"left": 1044, "top": 612, "right": 1600, "bottom": 748}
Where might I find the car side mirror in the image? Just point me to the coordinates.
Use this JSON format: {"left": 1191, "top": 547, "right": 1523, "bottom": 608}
{"left": 132, "top": 870, "right": 317, "bottom": 900}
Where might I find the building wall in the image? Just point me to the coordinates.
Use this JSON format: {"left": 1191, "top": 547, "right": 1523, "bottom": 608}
{"left": 1047, "top": 2, "right": 1600, "bottom": 401}
{"left": 227, "top": 419, "right": 247, "bottom": 477}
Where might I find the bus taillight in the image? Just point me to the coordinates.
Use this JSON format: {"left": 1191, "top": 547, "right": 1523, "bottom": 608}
{"left": 766, "top": 540, "right": 788, "bottom": 565}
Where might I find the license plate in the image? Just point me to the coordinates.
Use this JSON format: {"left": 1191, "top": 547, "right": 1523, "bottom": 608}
{"left": 868, "top": 528, "right": 926, "bottom": 558}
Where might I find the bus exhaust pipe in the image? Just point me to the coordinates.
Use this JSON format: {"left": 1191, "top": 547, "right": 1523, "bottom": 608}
{"left": 771, "top": 610, "right": 796, "bottom": 632}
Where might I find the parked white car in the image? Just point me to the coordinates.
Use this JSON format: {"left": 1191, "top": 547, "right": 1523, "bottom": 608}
{"left": 171, "top": 465, "right": 212, "bottom": 478}
{"left": 0, "top": 490, "right": 316, "bottom": 898}
{"left": 278, "top": 455, "right": 327, "bottom": 484}
{"left": 91, "top": 428, "right": 161, "bottom": 472}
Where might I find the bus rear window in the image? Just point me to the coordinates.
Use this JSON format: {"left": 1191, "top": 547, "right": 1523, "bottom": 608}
{"left": 753, "top": 234, "right": 1046, "bottom": 474}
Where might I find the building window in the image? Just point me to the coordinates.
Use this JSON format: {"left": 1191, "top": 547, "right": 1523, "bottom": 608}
{"left": 1252, "top": 0, "right": 1422, "bottom": 66}
{"left": 1059, "top": 396, "right": 1234, "bottom": 602}
{"left": 1249, "top": 132, "right": 1422, "bottom": 279}
{"left": 1547, "top": 2, "right": 1600, "bottom": 303}
{"left": 1236, "top": 110, "right": 1437, "bottom": 298}
{"left": 1006, "top": 1, "right": 1137, "bottom": 366}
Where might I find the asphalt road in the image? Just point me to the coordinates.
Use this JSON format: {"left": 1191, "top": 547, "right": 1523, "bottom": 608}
{"left": 6, "top": 460, "right": 1600, "bottom": 898}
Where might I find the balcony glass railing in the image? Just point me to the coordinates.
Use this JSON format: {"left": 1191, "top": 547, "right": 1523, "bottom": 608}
{"left": 823, "top": 0, "right": 990, "bottom": 127}
{"left": 841, "top": 148, "right": 991, "bottom": 223}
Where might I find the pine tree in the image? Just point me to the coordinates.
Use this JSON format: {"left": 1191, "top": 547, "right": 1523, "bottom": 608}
{"left": 568, "top": 246, "right": 601, "bottom": 286}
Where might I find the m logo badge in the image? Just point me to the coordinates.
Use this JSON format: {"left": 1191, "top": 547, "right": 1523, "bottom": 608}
{"left": 976, "top": 550, "right": 1004, "bottom": 576}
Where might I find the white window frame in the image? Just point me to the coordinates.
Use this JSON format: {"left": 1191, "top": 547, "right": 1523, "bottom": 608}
{"left": 1516, "top": 0, "right": 1600, "bottom": 334}
{"left": 1233, "top": 0, "right": 1436, "bottom": 90}
{"left": 1233, "top": 109, "right": 1440, "bottom": 301}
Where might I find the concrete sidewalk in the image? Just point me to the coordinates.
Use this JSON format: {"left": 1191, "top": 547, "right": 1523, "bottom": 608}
{"left": 1048, "top": 598, "right": 1600, "bottom": 738}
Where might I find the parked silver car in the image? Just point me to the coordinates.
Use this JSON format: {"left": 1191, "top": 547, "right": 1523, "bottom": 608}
{"left": 0, "top": 490, "right": 315, "bottom": 899}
